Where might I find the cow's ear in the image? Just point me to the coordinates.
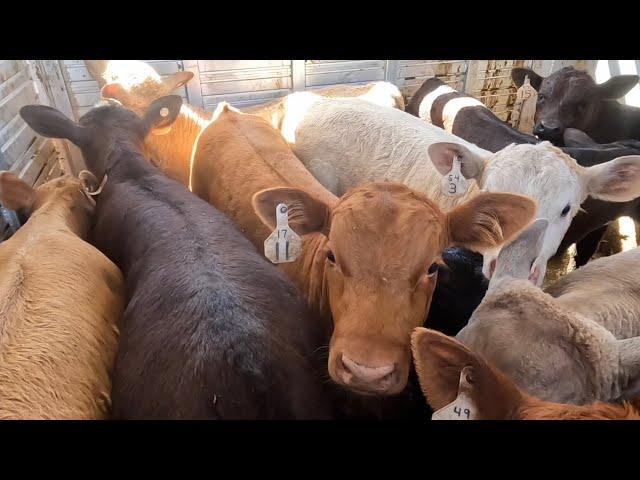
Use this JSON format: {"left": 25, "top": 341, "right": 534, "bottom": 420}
{"left": 511, "top": 67, "right": 544, "bottom": 91}
{"left": 141, "top": 95, "right": 183, "bottom": 136}
{"left": 20, "top": 105, "right": 88, "bottom": 148}
{"left": 252, "top": 187, "right": 331, "bottom": 236}
{"left": 0, "top": 171, "right": 37, "bottom": 212}
{"left": 162, "top": 71, "right": 194, "bottom": 91}
{"left": 446, "top": 192, "right": 537, "bottom": 252}
{"left": 410, "top": 328, "right": 526, "bottom": 419}
{"left": 84, "top": 60, "right": 110, "bottom": 85}
{"left": 585, "top": 155, "right": 640, "bottom": 202}
{"left": 598, "top": 75, "right": 639, "bottom": 100}
{"left": 428, "top": 142, "right": 487, "bottom": 181}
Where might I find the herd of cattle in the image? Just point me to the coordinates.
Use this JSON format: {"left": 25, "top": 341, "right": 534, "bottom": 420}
{"left": 1, "top": 60, "right": 640, "bottom": 420}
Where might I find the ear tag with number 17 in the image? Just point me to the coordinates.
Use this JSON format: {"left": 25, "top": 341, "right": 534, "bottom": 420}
{"left": 264, "top": 203, "right": 302, "bottom": 264}
{"left": 431, "top": 366, "right": 477, "bottom": 420}
{"left": 441, "top": 156, "right": 468, "bottom": 197}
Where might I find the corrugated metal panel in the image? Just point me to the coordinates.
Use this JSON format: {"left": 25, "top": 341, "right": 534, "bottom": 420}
{"left": 61, "top": 60, "right": 189, "bottom": 118}
{"left": 305, "top": 60, "right": 385, "bottom": 88}
{"left": 395, "top": 60, "right": 468, "bottom": 100}
{"left": 198, "top": 60, "right": 293, "bottom": 112}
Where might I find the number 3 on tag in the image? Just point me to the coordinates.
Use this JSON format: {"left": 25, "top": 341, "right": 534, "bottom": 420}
{"left": 264, "top": 203, "right": 302, "bottom": 264}
{"left": 441, "top": 156, "right": 468, "bottom": 197}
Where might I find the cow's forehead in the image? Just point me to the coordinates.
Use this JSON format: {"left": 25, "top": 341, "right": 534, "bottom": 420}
{"left": 542, "top": 69, "right": 596, "bottom": 96}
{"left": 484, "top": 144, "right": 582, "bottom": 207}
{"left": 329, "top": 184, "right": 446, "bottom": 256}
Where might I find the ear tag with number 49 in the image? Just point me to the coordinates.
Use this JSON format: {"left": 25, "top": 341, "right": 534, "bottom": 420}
{"left": 431, "top": 366, "right": 477, "bottom": 420}
{"left": 264, "top": 203, "right": 302, "bottom": 264}
{"left": 441, "top": 156, "right": 468, "bottom": 197}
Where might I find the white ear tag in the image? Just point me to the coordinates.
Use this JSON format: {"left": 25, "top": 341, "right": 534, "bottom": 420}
{"left": 441, "top": 156, "right": 468, "bottom": 197}
{"left": 431, "top": 366, "right": 477, "bottom": 420}
{"left": 264, "top": 203, "right": 302, "bottom": 264}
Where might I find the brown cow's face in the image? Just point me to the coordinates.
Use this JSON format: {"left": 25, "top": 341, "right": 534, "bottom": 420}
{"left": 512, "top": 67, "right": 639, "bottom": 144}
{"left": 253, "top": 184, "right": 537, "bottom": 395}
{"left": 324, "top": 185, "right": 445, "bottom": 395}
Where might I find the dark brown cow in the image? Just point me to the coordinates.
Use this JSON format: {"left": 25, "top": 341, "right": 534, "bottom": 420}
{"left": 512, "top": 66, "right": 640, "bottom": 144}
{"left": 19, "top": 97, "right": 332, "bottom": 420}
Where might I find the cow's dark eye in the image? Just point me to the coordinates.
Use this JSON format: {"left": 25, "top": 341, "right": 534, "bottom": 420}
{"left": 427, "top": 262, "right": 439, "bottom": 277}
{"left": 327, "top": 250, "right": 336, "bottom": 263}
{"left": 561, "top": 204, "right": 571, "bottom": 217}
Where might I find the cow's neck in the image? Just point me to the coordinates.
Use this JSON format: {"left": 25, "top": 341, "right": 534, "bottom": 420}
{"left": 590, "top": 101, "right": 640, "bottom": 143}
{"left": 280, "top": 233, "right": 333, "bottom": 324}
{"left": 144, "top": 103, "right": 212, "bottom": 187}
{"left": 27, "top": 198, "right": 90, "bottom": 239}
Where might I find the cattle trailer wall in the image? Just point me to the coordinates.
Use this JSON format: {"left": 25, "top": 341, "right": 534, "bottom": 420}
{"left": 0, "top": 59, "right": 599, "bottom": 240}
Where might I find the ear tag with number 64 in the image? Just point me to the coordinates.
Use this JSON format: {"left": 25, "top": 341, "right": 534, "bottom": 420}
{"left": 441, "top": 156, "right": 468, "bottom": 197}
{"left": 431, "top": 366, "right": 477, "bottom": 420}
{"left": 264, "top": 203, "right": 302, "bottom": 264}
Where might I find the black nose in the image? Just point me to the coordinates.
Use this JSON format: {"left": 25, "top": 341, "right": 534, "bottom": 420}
{"left": 534, "top": 121, "right": 562, "bottom": 140}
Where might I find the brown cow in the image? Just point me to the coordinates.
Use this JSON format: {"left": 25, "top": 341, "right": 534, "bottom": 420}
{"left": 189, "top": 104, "right": 536, "bottom": 395}
{"left": 84, "top": 60, "right": 404, "bottom": 188}
{"left": 411, "top": 328, "right": 640, "bottom": 420}
{"left": 0, "top": 172, "right": 124, "bottom": 419}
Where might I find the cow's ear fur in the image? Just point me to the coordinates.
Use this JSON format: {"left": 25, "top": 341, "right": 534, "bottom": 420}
{"left": 252, "top": 187, "right": 331, "bottom": 236}
{"left": 446, "top": 192, "right": 537, "bottom": 252}
{"left": 0, "top": 171, "right": 37, "bottom": 212}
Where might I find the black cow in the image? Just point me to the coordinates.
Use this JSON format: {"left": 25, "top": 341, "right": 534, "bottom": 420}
{"left": 512, "top": 66, "right": 640, "bottom": 145}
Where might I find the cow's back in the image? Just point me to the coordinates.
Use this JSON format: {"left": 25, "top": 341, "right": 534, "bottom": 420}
{"left": 96, "top": 167, "right": 330, "bottom": 419}
{"left": 546, "top": 248, "right": 640, "bottom": 339}
{"left": 0, "top": 226, "right": 123, "bottom": 419}
{"left": 288, "top": 97, "right": 483, "bottom": 210}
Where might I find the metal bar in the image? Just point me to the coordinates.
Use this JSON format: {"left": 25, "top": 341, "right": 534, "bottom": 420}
{"left": 291, "top": 60, "right": 306, "bottom": 92}
{"left": 183, "top": 60, "right": 204, "bottom": 109}
{"left": 608, "top": 60, "right": 621, "bottom": 76}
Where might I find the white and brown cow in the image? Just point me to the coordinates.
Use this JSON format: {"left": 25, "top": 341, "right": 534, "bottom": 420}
{"left": 271, "top": 94, "right": 640, "bottom": 286}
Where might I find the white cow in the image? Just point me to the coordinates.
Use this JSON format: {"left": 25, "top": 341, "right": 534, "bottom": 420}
{"left": 278, "top": 94, "right": 640, "bottom": 285}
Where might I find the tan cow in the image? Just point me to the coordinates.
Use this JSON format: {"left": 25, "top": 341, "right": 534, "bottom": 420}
{"left": 411, "top": 328, "right": 640, "bottom": 420}
{"left": 0, "top": 172, "right": 124, "bottom": 419}
{"left": 455, "top": 220, "right": 640, "bottom": 405}
{"left": 188, "top": 103, "right": 536, "bottom": 396}
{"left": 84, "top": 60, "right": 404, "bottom": 188}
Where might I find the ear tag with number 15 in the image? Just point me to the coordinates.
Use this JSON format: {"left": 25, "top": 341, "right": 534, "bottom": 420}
{"left": 441, "top": 155, "right": 468, "bottom": 197}
{"left": 264, "top": 203, "right": 302, "bottom": 264}
{"left": 431, "top": 366, "right": 477, "bottom": 420}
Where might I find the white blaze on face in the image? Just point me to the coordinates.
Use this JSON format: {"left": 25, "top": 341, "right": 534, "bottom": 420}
{"left": 480, "top": 143, "right": 584, "bottom": 286}
{"left": 441, "top": 96, "right": 486, "bottom": 133}
{"left": 280, "top": 92, "right": 322, "bottom": 144}
{"left": 417, "top": 84, "right": 456, "bottom": 122}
